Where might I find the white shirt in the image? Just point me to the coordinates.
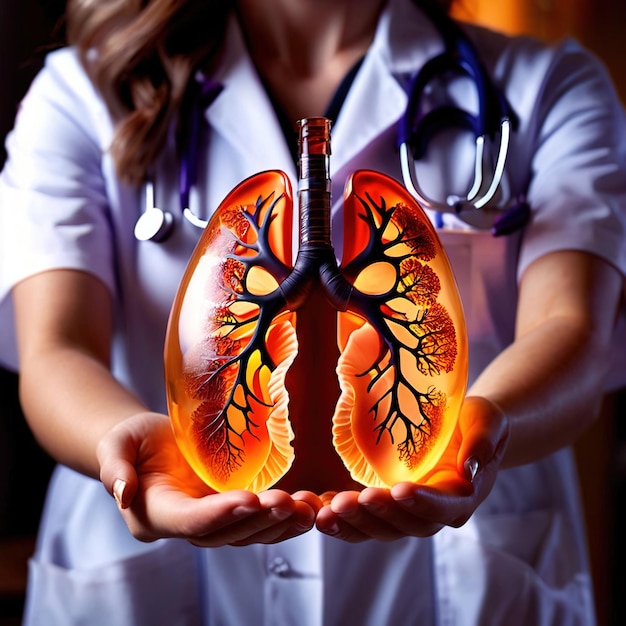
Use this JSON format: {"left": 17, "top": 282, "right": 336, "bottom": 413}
{"left": 1, "top": 0, "right": 626, "bottom": 623}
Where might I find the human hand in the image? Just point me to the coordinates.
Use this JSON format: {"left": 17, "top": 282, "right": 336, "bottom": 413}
{"left": 315, "top": 396, "right": 509, "bottom": 542}
{"left": 97, "top": 412, "right": 322, "bottom": 546}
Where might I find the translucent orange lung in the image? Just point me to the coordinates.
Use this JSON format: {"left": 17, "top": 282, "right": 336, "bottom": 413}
{"left": 334, "top": 170, "right": 468, "bottom": 487}
{"left": 164, "top": 171, "right": 297, "bottom": 493}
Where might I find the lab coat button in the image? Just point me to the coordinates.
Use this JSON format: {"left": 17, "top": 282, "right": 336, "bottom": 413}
{"left": 268, "top": 556, "right": 292, "bottom": 577}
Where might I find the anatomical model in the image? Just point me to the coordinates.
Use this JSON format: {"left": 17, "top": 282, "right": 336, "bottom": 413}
{"left": 165, "top": 118, "right": 467, "bottom": 493}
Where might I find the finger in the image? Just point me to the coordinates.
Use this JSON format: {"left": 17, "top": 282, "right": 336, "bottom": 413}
{"left": 124, "top": 489, "right": 258, "bottom": 542}
{"left": 358, "top": 487, "right": 445, "bottom": 537}
{"left": 292, "top": 490, "right": 324, "bottom": 515}
{"left": 390, "top": 482, "right": 475, "bottom": 528}
{"left": 316, "top": 503, "right": 372, "bottom": 543}
{"left": 191, "top": 490, "right": 295, "bottom": 546}
{"left": 326, "top": 492, "right": 408, "bottom": 542}
{"left": 97, "top": 427, "right": 140, "bottom": 509}
{"left": 195, "top": 492, "right": 317, "bottom": 547}
{"left": 456, "top": 396, "right": 510, "bottom": 480}
{"left": 228, "top": 500, "right": 318, "bottom": 546}
{"left": 197, "top": 507, "right": 293, "bottom": 547}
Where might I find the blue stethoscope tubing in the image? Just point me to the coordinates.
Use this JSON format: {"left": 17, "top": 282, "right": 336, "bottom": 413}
{"left": 399, "top": 0, "right": 529, "bottom": 235}
{"left": 134, "top": 0, "right": 530, "bottom": 242}
{"left": 134, "top": 77, "right": 222, "bottom": 242}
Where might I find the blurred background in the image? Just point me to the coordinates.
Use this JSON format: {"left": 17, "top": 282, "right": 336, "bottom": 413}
{"left": 0, "top": 0, "right": 624, "bottom": 624}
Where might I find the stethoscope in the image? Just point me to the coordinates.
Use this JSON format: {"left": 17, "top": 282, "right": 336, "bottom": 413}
{"left": 398, "top": 0, "right": 530, "bottom": 235}
{"left": 133, "top": 76, "right": 223, "bottom": 242}
{"left": 134, "top": 0, "right": 530, "bottom": 243}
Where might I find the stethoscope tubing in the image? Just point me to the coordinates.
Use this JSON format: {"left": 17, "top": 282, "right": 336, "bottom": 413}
{"left": 134, "top": 0, "right": 528, "bottom": 243}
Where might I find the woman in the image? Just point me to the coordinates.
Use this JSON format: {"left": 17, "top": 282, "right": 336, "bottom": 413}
{"left": 1, "top": 0, "right": 625, "bottom": 623}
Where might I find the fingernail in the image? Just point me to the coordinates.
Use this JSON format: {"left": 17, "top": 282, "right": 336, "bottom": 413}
{"left": 113, "top": 479, "right": 126, "bottom": 509}
{"left": 269, "top": 507, "right": 292, "bottom": 522}
{"left": 296, "top": 519, "right": 315, "bottom": 532}
{"left": 464, "top": 457, "right": 479, "bottom": 482}
{"left": 394, "top": 496, "right": 419, "bottom": 510}
{"left": 325, "top": 522, "right": 340, "bottom": 536}
{"left": 361, "top": 502, "right": 386, "bottom": 515}
{"left": 232, "top": 505, "right": 259, "bottom": 518}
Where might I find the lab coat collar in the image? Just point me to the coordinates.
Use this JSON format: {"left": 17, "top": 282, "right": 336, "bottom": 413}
{"left": 205, "top": 0, "right": 446, "bottom": 177}
{"left": 379, "top": 0, "right": 446, "bottom": 74}
{"left": 329, "top": 0, "right": 448, "bottom": 173}
{"left": 206, "top": 14, "right": 297, "bottom": 179}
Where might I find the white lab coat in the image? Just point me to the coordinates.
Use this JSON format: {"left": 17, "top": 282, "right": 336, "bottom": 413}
{"left": 1, "top": 0, "right": 626, "bottom": 624}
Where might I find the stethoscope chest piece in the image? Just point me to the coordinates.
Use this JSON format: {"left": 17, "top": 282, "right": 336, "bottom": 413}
{"left": 134, "top": 180, "right": 175, "bottom": 242}
{"left": 134, "top": 206, "right": 174, "bottom": 242}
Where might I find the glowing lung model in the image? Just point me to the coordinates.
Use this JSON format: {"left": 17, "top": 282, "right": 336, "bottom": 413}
{"left": 333, "top": 170, "right": 467, "bottom": 487}
{"left": 165, "top": 118, "right": 467, "bottom": 493}
{"left": 165, "top": 171, "right": 298, "bottom": 493}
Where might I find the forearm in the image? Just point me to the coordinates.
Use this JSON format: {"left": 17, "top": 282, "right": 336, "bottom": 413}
{"left": 14, "top": 269, "right": 149, "bottom": 479}
{"left": 469, "top": 316, "right": 606, "bottom": 467}
{"left": 469, "top": 250, "right": 622, "bottom": 468}
{"left": 19, "top": 345, "right": 147, "bottom": 479}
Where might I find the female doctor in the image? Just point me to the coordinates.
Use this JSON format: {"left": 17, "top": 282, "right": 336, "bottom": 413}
{"left": 1, "top": 0, "right": 625, "bottom": 623}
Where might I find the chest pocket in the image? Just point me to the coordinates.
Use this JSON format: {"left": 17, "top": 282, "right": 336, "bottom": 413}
{"left": 164, "top": 169, "right": 469, "bottom": 494}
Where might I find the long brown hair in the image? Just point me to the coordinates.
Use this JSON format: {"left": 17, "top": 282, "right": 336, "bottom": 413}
{"left": 67, "top": 0, "right": 232, "bottom": 184}
{"left": 67, "top": 0, "right": 453, "bottom": 184}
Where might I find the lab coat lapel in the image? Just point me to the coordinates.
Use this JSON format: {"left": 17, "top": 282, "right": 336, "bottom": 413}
{"left": 329, "top": 50, "right": 406, "bottom": 175}
{"left": 328, "top": 0, "right": 443, "bottom": 176}
{"left": 205, "top": 15, "right": 296, "bottom": 180}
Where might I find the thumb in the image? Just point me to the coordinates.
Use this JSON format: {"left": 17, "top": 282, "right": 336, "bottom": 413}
{"left": 97, "top": 423, "right": 140, "bottom": 509}
{"left": 456, "top": 396, "right": 510, "bottom": 483}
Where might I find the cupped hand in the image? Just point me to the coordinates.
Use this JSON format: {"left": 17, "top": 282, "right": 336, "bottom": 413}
{"left": 315, "top": 396, "right": 510, "bottom": 542}
{"left": 97, "top": 411, "right": 322, "bottom": 546}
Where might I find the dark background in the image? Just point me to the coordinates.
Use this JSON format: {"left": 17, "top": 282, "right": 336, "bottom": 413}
{"left": 0, "top": 2, "right": 64, "bottom": 623}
